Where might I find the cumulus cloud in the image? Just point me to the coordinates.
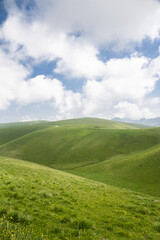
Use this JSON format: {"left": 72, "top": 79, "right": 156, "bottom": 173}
{"left": 17, "top": 75, "right": 82, "bottom": 119}
{"left": 34, "top": 0, "right": 160, "bottom": 46}
{"left": 113, "top": 101, "right": 155, "bottom": 119}
{"left": 0, "top": 49, "right": 30, "bottom": 110}
{"left": 17, "top": 75, "right": 65, "bottom": 104}
{"left": 80, "top": 54, "right": 160, "bottom": 118}
{"left": 1, "top": 0, "right": 160, "bottom": 79}
{"left": 103, "top": 54, "right": 159, "bottom": 100}
{"left": 0, "top": 0, "right": 160, "bottom": 120}
{"left": 0, "top": 43, "right": 160, "bottom": 120}
{"left": 1, "top": 14, "right": 105, "bottom": 79}
{"left": 0, "top": 56, "right": 83, "bottom": 118}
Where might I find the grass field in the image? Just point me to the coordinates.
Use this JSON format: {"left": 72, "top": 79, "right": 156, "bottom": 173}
{"left": 68, "top": 144, "right": 160, "bottom": 197}
{"left": 0, "top": 117, "right": 149, "bottom": 146}
{"left": 0, "top": 156, "right": 160, "bottom": 240}
{"left": 0, "top": 119, "right": 159, "bottom": 196}
{"left": 0, "top": 122, "right": 51, "bottom": 146}
{"left": 0, "top": 118, "right": 160, "bottom": 239}
{"left": 1, "top": 127, "right": 160, "bottom": 168}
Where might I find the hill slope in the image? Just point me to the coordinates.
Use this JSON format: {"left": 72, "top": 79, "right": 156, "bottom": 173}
{"left": 68, "top": 143, "right": 160, "bottom": 197}
{"left": 0, "top": 117, "right": 149, "bottom": 146}
{"left": 0, "top": 120, "right": 48, "bottom": 129}
{"left": 0, "top": 127, "right": 159, "bottom": 169}
{"left": 0, "top": 125, "right": 160, "bottom": 196}
{"left": 0, "top": 156, "right": 160, "bottom": 239}
{"left": 0, "top": 122, "right": 51, "bottom": 146}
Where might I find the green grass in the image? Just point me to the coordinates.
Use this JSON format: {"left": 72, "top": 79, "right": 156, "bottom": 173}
{"left": 0, "top": 117, "right": 149, "bottom": 148}
{"left": 0, "top": 127, "right": 159, "bottom": 169}
{"left": 68, "top": 144, "right": 160, "bottom": 197}
{"left": 0, "top": 120, "right": 49, "bottom": 128}
{"left": 0, "top": 156, "right": 160, "bottom": 239}
{"left": 0, "top": 122, "right": 51, "bottom": 146}
{"left": 0, "top": 122, "right": 159, "bottom": 196}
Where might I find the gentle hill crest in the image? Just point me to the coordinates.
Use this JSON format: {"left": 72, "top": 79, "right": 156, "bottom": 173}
{"left": 50, "top": 117, "right": 151, "bottom": 129}
{"left": 0, "top": 117, "right": 151, "bottom": 130}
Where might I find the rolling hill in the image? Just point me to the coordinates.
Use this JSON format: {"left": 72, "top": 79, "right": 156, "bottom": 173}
{"left": 0, "top": 121, "right": 51, "bottom": 145}
{"left": 0, "top": 118, "right": 160, "bottom": 239}
{"left": 0, "top": 118, "right": 159, "bottom": 197}
{"left": 68, "top": 143, "right": 160, "bottom": 197}
{"left": 0, "top": 125, "right": 158, "bottom": 171}
{"left": 0, "top": 120, "right": 48, "bottom": 129}
{"left": 0, "top": 117, "right": 149, "bottom": 146}
{"left": 0, "top": 156, "right": 160, "bottom": 239}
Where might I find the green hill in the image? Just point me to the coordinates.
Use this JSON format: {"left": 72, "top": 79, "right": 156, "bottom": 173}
{"left": 0, "top": 122, "right": 51, "bottom": 146}
{"left": 0, "top": 127, "right": 159, "bottom": 169}
{"left": 0, "top": 117, "right": 149, "bottom": 146}
{"left": 0, "top": 120, "right": 48, "bottom": 129}
{"left": 0, "top": 156, "right": 160, "bottom": 240}
{"left": 68, "top": 143, "right": 160, "bottom": 197}
{"left": 0, "top": 121, "right": 159, "bottom": 196}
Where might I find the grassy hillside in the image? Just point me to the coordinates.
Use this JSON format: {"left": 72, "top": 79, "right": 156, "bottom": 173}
{"left": 0, "top": 117, "right": 149, "bottom": 146}
{"left": 0, "top": 127, "right": 159, "bottom": 169}
{"left": 68, "top": 144, "right": 160, "bottom": 197}
{"left": 0, "top": 120, "right": 48, "bottom": 129}
{"left": 0, "top": 156, "right": 160, "bottom": 240}
{"left": 0, "top": 125, "right": 160, "bottom": 196}
{"left": 0, "top": 122, "right": 51, "bottom": 146}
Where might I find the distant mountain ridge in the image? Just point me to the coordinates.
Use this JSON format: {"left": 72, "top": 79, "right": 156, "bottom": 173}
{"left": 112, "top": 117, "right": 160, "bottom": 127}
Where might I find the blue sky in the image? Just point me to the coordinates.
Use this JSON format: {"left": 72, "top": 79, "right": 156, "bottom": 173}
{"left": 0, "top": 0, "right": 160, "bottom": 122}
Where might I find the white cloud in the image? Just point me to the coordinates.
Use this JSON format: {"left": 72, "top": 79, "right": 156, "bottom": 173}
{"left": 34, "top": 0, "right": 160, "bottom": 46}
{"left": 0, "top": 46, "right": 160, "bottom": 120}
{"left": 17, "top": 75, "right": 65, "bottom": 104}
{"left": 0, "top": 49, "right": 30, "bottom": 110}
{"left": 55, "top": 41, "right": 105, "bottom": 78}
{"left": 80, "top": 54, "right": 160, "bottom": 118}
{"left": 113, "top": 101, "right": 155, "bottom": 119}
{"left": 17, "top": 75, "right": 83, "bottom": 119}
{"left": 1, "top": 0, "right": 160, "bottom": 120}
{"left": 1, "top": 0, "right": 160, "bottom": 80}
{"left": 103, "top": 54, "right": 158, "bottom": 100}
{"left": 0, "top": 54, "right": 83, "bottom": 118}
{"left": 0, "top": 13, "right": 106, "bottom": 79}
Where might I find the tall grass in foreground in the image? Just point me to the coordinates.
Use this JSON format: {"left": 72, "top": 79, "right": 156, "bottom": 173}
{"left": 0, "top": 215, "right": 47, "bottom": 240}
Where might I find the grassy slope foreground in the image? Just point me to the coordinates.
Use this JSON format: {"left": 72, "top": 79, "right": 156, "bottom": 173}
{"left": 0, "top": 156, "right": 160, "bottom": 240}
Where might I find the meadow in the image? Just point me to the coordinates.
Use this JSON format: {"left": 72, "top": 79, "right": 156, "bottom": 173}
{"left": 0, "top": 119, "right": 160, "bottom": 196}
{"left": 0, "top": 118, "right": 160, "bottom": 239}
{"left": 0, "top": 156, "right": 160, "bottom": 240}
